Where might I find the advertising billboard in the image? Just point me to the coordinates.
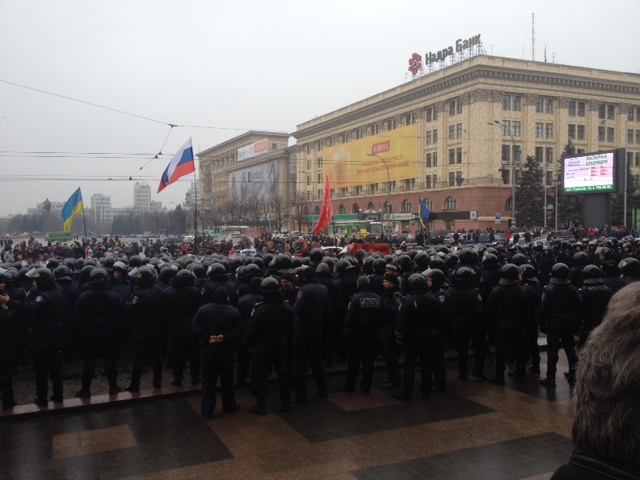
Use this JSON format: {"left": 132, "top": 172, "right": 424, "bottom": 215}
{"left": 323, "top": 124, "right": 419, "bottom": 188}
{"left": 237, "top": 139, "right": 268, "bottom": 162}
{"left": 229, "top": 161, "right": 279, "bottom": 202}
{"left": 563, "top": 151, "right": 615, "bottom": 195}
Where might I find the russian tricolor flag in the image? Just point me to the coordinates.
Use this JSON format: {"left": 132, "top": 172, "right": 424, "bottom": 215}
{"left": 157, "top": 138, "right": 195, "bottom": 193}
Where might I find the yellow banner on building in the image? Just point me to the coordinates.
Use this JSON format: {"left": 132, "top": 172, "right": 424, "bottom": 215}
{"left": 323, "top": 124, "right": 418, "bottom": 188}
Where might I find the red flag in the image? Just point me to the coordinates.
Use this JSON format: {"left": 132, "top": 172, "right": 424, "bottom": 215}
{"left": 313, "top": 177, "right": 333, "bottom": 234}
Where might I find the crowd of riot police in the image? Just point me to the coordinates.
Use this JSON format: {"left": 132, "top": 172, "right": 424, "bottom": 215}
{"left": 0, "top": 233, "right": 639, "bottom": 415}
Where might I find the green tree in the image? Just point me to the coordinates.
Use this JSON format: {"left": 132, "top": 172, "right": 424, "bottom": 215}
{"left": 556, "top": 141, "right": 584, "bottom": 229}
{"left": 516, "top": 155, "right": 544, "bottom": 228}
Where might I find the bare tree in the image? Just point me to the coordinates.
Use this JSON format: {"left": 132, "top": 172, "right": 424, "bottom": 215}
{"left": 269, "top": 193, "right": 290, "bottom": 232}
{"left": 290, "top": 191, "right": 308, "bottom": 232}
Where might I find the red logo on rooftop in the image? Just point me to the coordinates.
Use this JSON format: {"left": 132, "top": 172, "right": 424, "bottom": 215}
{"left": 408, "top": 53, "right": 422, "bottom": 76}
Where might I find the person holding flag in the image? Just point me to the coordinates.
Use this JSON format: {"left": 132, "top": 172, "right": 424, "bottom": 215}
{"left": 312, "top": 177, "right": 333, "bottom": 235}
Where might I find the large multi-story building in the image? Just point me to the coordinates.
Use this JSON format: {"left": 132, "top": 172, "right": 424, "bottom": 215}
{"left": 198, "top": 131, "right": 292, "bottom": 229}
{"left": 133, "top": 182, "right": 151, "bottom": 215}
{"left": 90, "top": 193, "right": 112, "bottom": 233}
{"left": 292, "top": 55, "right": 640, "bottom": 233}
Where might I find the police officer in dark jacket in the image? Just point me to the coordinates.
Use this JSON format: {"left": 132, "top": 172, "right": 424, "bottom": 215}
{"left": 394, "top": 273, "right": 440, "bottom": 400}
{"left": 539, "top": 263, "right": 581, "bottom": 389}
{"left": 125, "top": 266, "right": 165, "bottom": 392}
{"left": 245, "top": 277, "right": 294, "bottom": 415}
{"left": 0, "top": 268, "right": 65, "bottom": 407}
{"left": 577, "top": 265, "right": 612, "bottom": 350}
{"left": 486, "top": 264, "right": 528, "bottom": 385}
{"left": 0, "top": 273, "right": 16, "bottom": 409}
{"left": 292, "top": 267, "right": 329, "bottom": 402}
{"left": 380, "top": 273, "right": 403, "bottom": 389}
{"left": 75, "top": 268, "right": 125, "bottom": 397}
{"left": 426, "top": 268, "right": 451, "bottom": 392}
{"left": 54, "top": 265, "right": 79, "bottom": 362}
{"left": 236, "top": 276, "right": 263, "bottom": 387}
{"left": 339, "top": 276, "right": 383, "bottom": 394}
{"left": 449, "top": 267, "right": 488, "bottom": 381}
{"left": 519, "top": 264, "right": 542, "bottom": 375}
{"left": 192, "top": 287, "right": 242, "bottom": 418}
{"left": 202, "top": 263, "right": 238, "bottom": 306}
{"left": 316, "top": 262, "right": 339, "bottom": 367}
{"left": 162, "top": 269, "right": 202, "bottom": 387}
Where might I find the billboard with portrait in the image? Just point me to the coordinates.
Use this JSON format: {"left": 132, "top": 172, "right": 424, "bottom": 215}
{"left": 229, "top": 161, "right": 279, "bottom": 203}
{"left": 322, "top": 124, "right": 419, "bottom": 188}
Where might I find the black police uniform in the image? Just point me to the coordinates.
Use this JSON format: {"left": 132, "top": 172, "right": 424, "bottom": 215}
{"left": 0, "top": 285, "right": 16, "bottom": 408}
{"left": 75, "top": 278, "right": 125, "bottom": 395}
{"left": 341, "top": 286, "right": 383, "bottom": 393}
{"left": 235, "top": 285, "right": 263, "bottom": 388}
{"left": 486, "top": 280, "right": 528, "bottom": 383}
{"left": 191, "top": 295, "right": 242, "bottom": 417}
{"left": 245, "top": 291, "right": 294, "bottom": 413}
{"left": 162, "top": 277, "right": 202, "bottom": 386}
{"left": 394, "top": 280, "right": 440, "bottom": 399}
{"left": 126, "top": 283, "right": 165, "bottom": 391}
{"left": 539, "top": 280, "right": 580, "bottom": 387}
{"left": 521, "top": 279, "right": 542, "bottom": 374}
{"left": 577, "top": 281, "right": 612, "bottom": 349}
{"left": 292, "top": 273, "right": 329, "bottom": 402}
{"left": 380, "top": 283, "right": 403, "bottom": 388}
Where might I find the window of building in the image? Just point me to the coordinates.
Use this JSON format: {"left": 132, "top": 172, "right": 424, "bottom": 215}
{"left": 448, "top": 172, "right": 455, "bottom": 187}
{"left": 598, "top": 126, "right": 605, "bottom": 142}
{"left": 317, "top": 157, "right": 323, "bottom": 168}
{"left": 535, "top": 147, "right": 543, "bottom": 163}
{"left": 569, "top": 124, "right": 576, "bottom": 140}
{"left": 514, "top": 95, "right": 521, "bottom": 111}
{"left": 433, "top": 129, "right": 438, "bottom": 143}
{"left": 456, "top": 171, "right": 463, "bottom": 186}
{"left": 457, "top": 147, "right": 463, "bottom": 164}
{"left": 341, "top": 187, "right": 347, "bottom": 197}
{"left": 502, "top": 145, "right": 511, "bottom": 162}
{"left": 514, "top": 145, "right": 522, "bottom": 163}
{"left": 338, "top": 204, "right": 346, "bottom": 214}
{"left": 536, "top": 97, "right": 544, "bottom": 113}
{"left": 450, "top": 100, "right": 456, "bottom": 116}
{"left": 354, "top": 186, "right": 362, "bottom": 196}
{"left": 405, "top": 179, "right": 415, "bottom": 190}
{"left": 545, "top": 98, "right": 553, "bottom": 114}
{"left": 546, "top": 171, "right": 553, "bottom": 186}
{"left": 370, "top": 124, "right": 379, "bottom": 135}
{"left": 546, "top": 147, "right": 554, "bottom": 164}
{"left": 513, "top": 121, "right": 521, "bottom": 137}
{"left": 607, "top": 127, "right": 615, "bottom": 143}
{"left": 457, "top": 99, "right": 463, "bottom": 114}
{"left": 426, "top": 153, "right": 432, "bottom": 168}
{"left": 457, "top": 123, "right": 463, "bottom": 139}
{"left": 370, "top": 184, "right": 377, "bottom": 194}
{"left": 636, "top": 130, "right": 640, "bottom": 144}
{"left": 577, "top": 148, "right": 585, "bottom": 155}
{"left": 636, "top": 152, "right": 640, "bottom": 167}
{"left": 427, "top": 130, "right": 432, "bottom": 145}
{"left": 433, "top": 152, "right": 438, "bottom": 166}
{"left": 607, "top": 104, "right": 615, "bottom": 120}
{"left": 406, "top": 113, "right": 415, "bottom": 125}
{"left": 502, "top": 120, "right": 511, "bottom": 136}
{"left": 514, "top": 170, "right": 521, "bottom": 184}
{"left": 424, "top": 199, "right": 433, "bottom": 210}
{"left": 449, "top": 125, "right": 455, "bottom": 140}
{"left": 578, "top": 102, "right": 586, "bottom": 117}
{"left": 536, "top": 122, "right": 544, "bottom": 138}
{"left": 384, "top": 201, "right": 393, "bottom": 214}
{"left": 503, "top": 94, "right": 511, "bottom": 111}
{"left": 502, "top": 169, "right": 511, "bottom": 185}
{"left": 629, "top": 129, "right": 634, "bottom": 144}
{"left": 401, "top": 200, "right": 412, "bottom": 212}
{"left": 629, "top": 107, "right": 636, "bottom": 122}
{"left": 545, "top": 123, "right": 554, "bottom": 139}
{"left": 426, "top": 175, "right": 432, "bottom": 189}
{"left": 449, "top": 148, "right": 455, "bottom": 164}
{"left": 569, "top": 101, "right": 576, "bottom": 116}
{"left": 387, "top": 118, "right": 396, "bottom": 131}
{"left": 317, "top": 173, "right": 323, "bottom": 184}
{"left": 599, "top": 104, "right": 606, "bottom": 119}
{"left": 578, "top": 125, "right": 586, "bottom": 140}
{"left": 433, "top": 174, "right": 438, "bottom": 186}
{"left": 306, "top": 174, "right": 311, "bottom": 186}
{"left": 355, "top": 129, "right": 361, "bottom": 140}
{"left": 427, "top": 107, "right": 433, "bottom": 122}
{"left": 444, "top": 196, "right": 457, "bottom": 210}
{"left": 307, "top": 159, "right": 311, "bottom": 171}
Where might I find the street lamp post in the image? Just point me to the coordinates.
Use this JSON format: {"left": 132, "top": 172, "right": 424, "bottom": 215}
{"left": 367, "top": 153, "right": 392, "bottom": 236}
{"left": 489, "top": 121, "right": 518, "bottom": 229}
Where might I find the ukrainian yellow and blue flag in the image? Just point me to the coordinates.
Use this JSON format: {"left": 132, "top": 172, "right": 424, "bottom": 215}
{"left": 61, "top": 188, "right": 84, "bottom": 232}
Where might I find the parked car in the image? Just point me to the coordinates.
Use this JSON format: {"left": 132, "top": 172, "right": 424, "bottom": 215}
{"left": 429, "top": 230, "right": 451, "bottom": 244}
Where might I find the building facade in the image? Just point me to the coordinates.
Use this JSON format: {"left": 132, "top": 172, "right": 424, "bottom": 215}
{"left": 293, "top": 55, "right": 640, "bottom": 233}
{"left": 133, "top": 182, "right": 151, "bottom": 215}
{"left": 198, "top": 131, "right": 292, "bottom": 230}
{"left": 89, "top": 193, "right": 113, "bottom": 234}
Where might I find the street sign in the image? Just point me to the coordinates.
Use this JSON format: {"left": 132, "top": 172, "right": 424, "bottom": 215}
{"left": 495, "top": 213, "right": 502, "bottom": 225}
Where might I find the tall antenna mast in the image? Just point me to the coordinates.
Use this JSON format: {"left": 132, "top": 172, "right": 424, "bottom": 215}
{"left": 532, "top": 13, "right": 535, "bottom": 61}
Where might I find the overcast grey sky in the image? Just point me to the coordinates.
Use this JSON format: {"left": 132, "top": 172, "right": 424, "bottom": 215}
{"left": 1, "top": 0, "right": 638, "bottom": 219}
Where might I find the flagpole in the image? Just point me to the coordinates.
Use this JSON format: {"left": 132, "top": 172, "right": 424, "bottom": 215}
{"left": 193, "top": 150, "right": 198, "bottom": 255}
{"left": 81, "top": 208, "right": 88, "bottom": 250}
